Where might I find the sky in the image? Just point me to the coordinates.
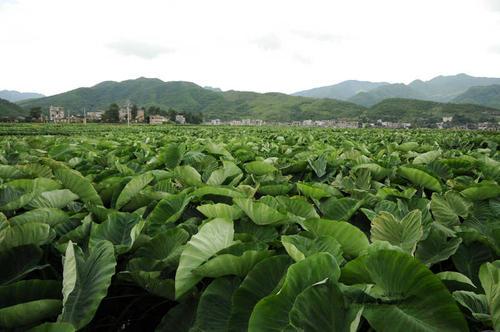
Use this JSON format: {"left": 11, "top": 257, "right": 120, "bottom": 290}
{"left": 1, "top": 0, "right": 500, "bottom": 96}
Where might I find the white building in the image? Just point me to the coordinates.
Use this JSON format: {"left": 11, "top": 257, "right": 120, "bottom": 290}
{"left": 49, "top": 106, "right": 65, "bottom": 122}
{"left": 86, "top": 111, "right": 104, "bottom": 121}
{"left": 442, "top": 116, "right": 453, "bottom": 123}
{"left": 149, "top": 115, "right": 168, "bottom": 125}
{"left": 210, "top": 119, "right": 221, "bottom": 125}
{"left": 175, "top": 115, "right": 186, "bottom": 124}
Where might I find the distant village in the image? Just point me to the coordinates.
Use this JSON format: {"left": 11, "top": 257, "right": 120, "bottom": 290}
{"left": 13, "top": 103, "right": 500, "bottom": 130}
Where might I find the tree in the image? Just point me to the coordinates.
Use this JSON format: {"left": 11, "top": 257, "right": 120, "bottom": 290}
{"left": 103, "top": 103, "right": 120, "bottom": 123}
{"left": 29, "top": 107, "right": 42, "bottom": 122}
{"left": 167, "top": 108, "right": 177, "bottom": 121}
{"left": 131, "top": 104, "right": 138, "bottom": 120}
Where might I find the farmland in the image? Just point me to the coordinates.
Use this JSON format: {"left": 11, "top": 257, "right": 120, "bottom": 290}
{"left": 0, "top": 124, "right": 499, "bottom": 331}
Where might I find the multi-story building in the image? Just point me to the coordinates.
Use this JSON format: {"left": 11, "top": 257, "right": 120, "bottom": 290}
{"left": 49, "top": 106, "right": 65, "bottom": 122}
{"left": 149, "top": 115, "right": 168, "bottom": 125}
{"left": 136, "top": 110, "right": 145, "bottom": 122}
{"left": 175, "top": 115, "right": 186, "bottom": 124}
{"left": 86, "top": 111, "right": 104, "bottom": 121}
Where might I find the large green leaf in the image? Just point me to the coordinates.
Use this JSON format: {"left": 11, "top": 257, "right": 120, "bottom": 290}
{"left": 370, "top": 210, "right": 423, "bottom": 254}
{"left": 9, "top": 208, "right": 69, "bottom": 227}
{"left": 399, "top": 166, "right": 442, "bottom": 192}
{"left": 175, "top": 218, "right": 235, "bottom": 299}
{"left": 248, "top": 253, "right": 340, "bottom": 332}
{"left": 27, "top": 322, "right": 76, "bottom": 332}
{"left": 0, "top": 279, "right": 62, "bottom": 329}
{"left": 281, "top": 234, "right": 343, "bottom": 263}
{"left": 0, "top": 245, "right": 45, "bottom": 285}
{"left": 289, "top": 279, "right": 363, "bottom": 332}
{"left": 0, "top": 222, "right": 53, "bottom": 252}
{"left": 303, "top": 219, "right": 369, "bottom": 258}
{"left": 361, "top": 249, "right": 468, "bottom": 332}
{"left": 114, "top": 172, "right": 154, "bottom": 210}
{"left": 191, "top": 277, "right": 241, "bottom": 331}
{"left": 174, "top": 165, "right": 202, "bottom": 186}
{"left": 320, "top": 197, "right": 361, "bottom": 221}
{"left": 58, "top": 240, "right": 117, "bottom": 330}
{"left": 28, "top": 189, "right": 79, "bottom": 209}
{"left": 430, "top": 191, "right": 471, "bottom": 226}
{"left": 244, "top": 161, "right": 277, "bottom": 176}
{"left": 194, "top": 249, "right": 273, "bottom": 278}
{"left": 54, "top": 167, "right": 102, "bottom": 206}
{"left": 415, "top": 226, "right": 462, "bottom": 266}
{"left": 207, "top": 161, "right": 242, "bottom": 185}
{"left": 146, "top": 193, "right": 191, "bottom": 235}
{"left": 90, "top": 211, "right": 145, "bottom": 254}
{"left": 228, "top": 255, "right": 292, "bottom": 332}
{"left": 479, "top": 260, "right": 500, "bottom": 330}
{"left": 158, "top": 143, "right": 185, "bottom": 169}
{"left": 453, "top": 291, "right": 491, "bottom": 323}
{"left": 461, "top": 183, "right": 500, "bottom": 201}
{"left": 197, "top": 203, "right": 243, "bottom": 220}
{"left": 234, "top": 198, "right": 287, "bottom": 225}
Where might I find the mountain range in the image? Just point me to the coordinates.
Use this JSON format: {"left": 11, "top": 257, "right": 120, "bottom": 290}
{"left": 0, "top": 90, "right": 45, "bottom": 102}
{"left": 0, "top": 98, "right": 29, "bottom": 118}
{"left": 13, "top": 76, "right": 500, "bottom": 124}
{"left": 294, "top": 74, "right": 500, "bottom": 107}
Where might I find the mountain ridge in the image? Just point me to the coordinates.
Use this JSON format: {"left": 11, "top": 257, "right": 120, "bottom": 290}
{"left": 0, "top": 90, "right": 45, "bottom": 102}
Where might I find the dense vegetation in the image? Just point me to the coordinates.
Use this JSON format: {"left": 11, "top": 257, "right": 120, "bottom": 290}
{"left": 295, "top": 74, "right": 500, "bottom": 107}
{"left": 453, "top": 85, "right": 500, "bottom": 110}
{"left": 17, "top": 78, "right": 366, "bottom": 122}
{"left": 366, "top": 98, "right": 500, "bottom": 124}
{"left": 12, "top": 78, "right": 500, "bottom": 124}
{"left": 0, "top": 124, "right": 498, "bottom": 331}
{"left": 0, "top": 98, "right": 28, "bottom": 119}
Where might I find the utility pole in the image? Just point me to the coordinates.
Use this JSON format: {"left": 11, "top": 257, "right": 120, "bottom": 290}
{"left": 126, "top": 100, "right": 131, "bottom": 126}
{"left": 83, "top": 107, "right": 87, "bottom": 125}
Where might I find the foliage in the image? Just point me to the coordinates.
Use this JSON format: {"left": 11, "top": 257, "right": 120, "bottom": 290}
{"left": 0, "top": 124, "right": 498, "bottom": 331}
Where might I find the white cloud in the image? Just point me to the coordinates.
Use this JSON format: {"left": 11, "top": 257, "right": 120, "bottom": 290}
{"left": 107, "top": 40, "right": 174, "bottom": 59}
{"left": 252, "top": 34, "right": 281, "bottom": 51}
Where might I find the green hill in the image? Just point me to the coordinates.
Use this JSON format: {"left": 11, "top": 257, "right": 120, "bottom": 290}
{"left": 0, "top": 98, "right": 28, "bottom": 119}
{"left": 452, "top": 84, "right": 500, "bottom": 109}
{"left": 18, "top": 78, "right": 366, "bottom": 122}
{"left": 293, "top": 80, "right": 388, "bottom": 100}
{"left": 364, "top": 98, "right": 500, "bottom": 125}
{"left": 348, "top": 84, "right": 425, "bottom": 107}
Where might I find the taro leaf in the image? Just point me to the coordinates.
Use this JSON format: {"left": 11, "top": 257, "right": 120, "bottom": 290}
{"left": 430, "top": 191, "right": 471, "bottom": 226}
{"left": 297, "top": 183, "right": 335, "bottom": 200}
{"left": 399, "top": 166, "right": 442, "bottom": 192}
{"left": 461, "top": 183, "right": 500, "bottom": 201}
{"left": 281, "top": 234, "right": 343, "bottom": 263}
{"left": 146, "top": 193, "right": 191, "bottom": 235}
{"left": 352, "top": 163, "right": 391, "bottom": 180}
{"left": 276, "top": 196, "right": 319, "bottom": 220}
{"left": 191, "top": 277, "right": 241, "bottom": 331}
{"left": 244, "top": 161, "right": 277, "bottom": 176}
{"left": 9, "top": 208, "right": 69, "bottom": 227}
{"left": 479, "top": 260, "right": 500, "bottom": 330}
{"left": 0, "top": 245, "right": 45, "bottom": 285}
{"left": 234, "top": 198, "right": 287, "bottom": 225}
{"left": 415, "top": 226, "right": 462, "bottom": 266}
{"left": 207, "top": 161, "right": 242, "bottom": 185}
{"left": 194, "top": 249, "right": 273, "bottom": 278}
{"left": 436, "top": 271, "right": 476, "bottom": 291}
{"left": 159, "top": 143, "right": 186, "bottom": 169}
{"left": 156, "top": 298, "right": 198, "bottom": 332}
{"left": 413, "top": 150, "right": 441, "bottom": 165}
{"left": 27, "top": 322, "right": 76, "bottom": 332}
{"left": 452, "top": 242, "right": 494, "bottom": 286}
{"left": 192, "top": 186, "right": 246, "bottom": 199}
{"left": 228, "top": 255, "right": 292, "bottom": 332}
{"left": 308, "top": 154, "right": 327, "bottom": 177}
{"left": 58, "top": 240, "right": 117, "bottom": 330}
{"left": 0, "top": 222, "right": 53, "bottom": 252}
{"left": 197, "top": 203, "right": 243, "bottom": 220}
{"left": 362, "top": 249, "right": 468, "bottom": 332}
{"left": 289, "top": 279, "right": 363, "bottom": 332}
{"left": 129, "top": 228, "right": 190, "bottom": 272}
{"left": 175, "top": 218, "right": 235, "bottom": 299}
{"left": 370, "top": 210, "right": 423, "bottom": 254}
{"left": 115, "top": 172, "right": 154, "bottom": 210}
{"left": 28, "top": 189, "right": 79, "bottom": 209}
{"left": 248, "top": 253, "right": 340, "bottom": 332}
{"left": 304, "top": 219, "right": 369, "bottom": 258}
{"left": 54, "top": 167, "right": 102, "bottom": 206}
{"left": 90, "top": 212, "right": 145, "bottom": 255}
{"left": 174, "top": 165, "right": 202, "bottom": 186}
{"left": 0, "top": 279, "right": 62, "bottom": 329}
{"left": 453, "top": 291, "right": 491, "bottom": 323}
{"left": 128, "top": 271, "right": 175, "bottom": 300}
{"left": 320, "top": 197, "right": 361, "bottom": 221}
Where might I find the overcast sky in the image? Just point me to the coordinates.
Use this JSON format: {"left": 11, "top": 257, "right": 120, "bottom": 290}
{"left": 1, "top": 0, "right": 500, "bottom": 96}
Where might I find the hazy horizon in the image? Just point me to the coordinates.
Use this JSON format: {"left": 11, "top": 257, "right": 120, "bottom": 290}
{"left": 1, "top": 0, "right": 500, "bottom": 96}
